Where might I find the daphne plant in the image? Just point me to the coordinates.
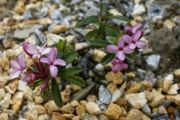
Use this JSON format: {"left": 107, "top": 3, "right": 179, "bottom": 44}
{"left": 9, "top": 41, "right": 85, "bottom": 107}
{"left": 77, "top": 2, "right": 147, "bottom": 72}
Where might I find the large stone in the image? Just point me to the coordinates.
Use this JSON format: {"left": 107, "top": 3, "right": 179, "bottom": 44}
{"left": 126, "top": 92, "right": 147, "bottom": 109}
{"left": 167, "top": 84, "right": 179, "bottom": 95}
{"left": 0, "top": 93, "right": 12, "bottom": 109}
{"left": 145, "top": 54, "right": 160, "bottom": 70}
{"left": 150, "top": 90, "right": 165, "bottom": 107}
{"left": 127, "top": 83, "right": 142, "bottom": 93}
{"left": 126, "top": 109, "right": 150, "bottom": 120}
{"left": 166, "top": 94, "right": 180, "bottom": 106}
{"left": 23, "top": 86, "right": 33, "bottom": 101}
{"left": 104, "top": 103, "right": 127, "bottom": 120}
{"left": 52, "top": 112, "right": 66, "bottom": 120}
{"left": 85, "top": 102, "right": 100, "bottom": 115}
{"left": 44, "top": 100, "right": 60, "bottom": 113}
{"left": 26, "top": 110, "right": 38, "bottom": 120}
{"left": 60, "top": 103, "right": 75, "bottom": 114}
{"left": 76, "top": 104, "right": 86, "bottom": 117}
{"left": 12, "top": 91, "right": 23, "bottom": 112}
{"left": 52, "top": 24, "right": 67, "bottom": 34}
{"left": 105, "top": 71, "right": 124, "bottom": 85}
{"left": 0, "top": 113, "right": 8, "bottom": 120}
{"left": 98, "top": 85, "right": 111, "bottom": 104}
{"left": 92, "top": 49, "right": 106, "bottom": 62}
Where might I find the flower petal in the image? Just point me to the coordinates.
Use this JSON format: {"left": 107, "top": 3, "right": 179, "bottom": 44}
{"left": 48, "top": 48, "right": 57, "bottom": 63}
{"left": 129, "top": 43, "right": 136, "bottom": 50}
{"left": 121, "top": 63, "right": 128, "bottom": 69}
{"left": 112, "top": 64, "right": 121, "bottom": 72}
{"left": 17, "top": 54, "right": 25, "bottom": 69}
{"left": 132, "top": 23, "right": 142, "bottom": 33}
{"left": 118, "top": 39, "right": 125, "bottom": 48}
{"left": 10, "top": 70, "right": 21, "bottom": 79}
{"left": 106, "top": 45, "right": 118, "bottom": 53}
{"left": 40, "top": 57, "right": 50, "bottom": 64}
{"left": 49, "top": 65, "right": 58, "bottom": 77}
{"left": 53, "top": 59, "right": 66, "bottom": 66}
{"left": 121, "top": 35, "right": 132, "bottom": 43}
{"left": 10, "top": 60, "right": 21, "bottom": 70}
{"left": 133, "top": 31, "right": 143, "bottom": 41}
{"left": 40, "top": 48, "right": 51, "bottom": 56}
{"left": 123, "top": 46, "right": 134, "bottom": 53}
{"left": 26, "top": 44, "right": 38, "bottom": 55}
{"left": 136, "top": 41, "right": 147, "bottom": 49}
{"left": 116, "top": 51, "right": 125, "bottom": 61}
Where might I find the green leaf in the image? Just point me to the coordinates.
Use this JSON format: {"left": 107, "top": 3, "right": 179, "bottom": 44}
{"left": 89, "top": 40, "right": 109, "bottom": 47}
{"left": 109, "top": 15, "right": 129, "bottom": 22}
{"left": 66, "top": 76, "right": 86, "bottom": 87}
{"left": 99, "top": 2, "right": 107, "bottom": 16}
{"left": 85, "top": 29, "right": 99, "bottom": 40}
{"left": 52, "top": 78, "right": 62, "bottom": 107}
{"left": 63, "top": 51, "right": 78, "bottom": 63}
{"left": 55, "top": 40, "right": 66, "bottom": 51}
{"left": 101, "top": 53, "right": 115, "bottom": 65}
{"left": 105, "top": 25, "right": 120, "bottom": 37}
{"left": 76, "top": 16, "right": 99, "bottom": 27}
{"left": 60, "top": 66, "right": 82, "bottom": 76}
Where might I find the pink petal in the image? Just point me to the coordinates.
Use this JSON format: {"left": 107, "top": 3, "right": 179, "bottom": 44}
{"left": 132, "top": 23, "right": 142, "bottom": 33}
{"left": 121, "top": 63, "right": 128, "bottom": 69}
{"left": 106, "top": 45, "right": 118, "bottom": 53}
{"left": 17, "top": 54, "right": 25, "bottom": 68}
{"left": 118, "top": 39, "right": 125, "bottom": 48}
{"left": 40, "top": 57, "right": 50, "bottom": 64}
{"left": 48, "top": 48, "right": 57, "bottom": 63}
{"left": 53, "top": 59, "right": 66, "bottom": 66}
{"left": 121, "top": 35, "right": 132, "bottom": 43}
{"left": 133, "top": 31, "right": 143, "bottom": 42}
{"left": 112, "top": 64, "right": 121, "bottom": 72}
{"left": 129, "top": 43, "right": 136, "bottom": 49}
{"left": 40, "top": 47, "right": 51, "bottom": 56}
{"left": 124, "top": 25, "right": 132, "bottom": 32}
{"left": 49, "top": 65, "right": 58, "bottom": 77}
{"left": 26, "top": 44, "right": 39, "bottom": 55}
{"left": 10, "top": 60, "right": 21, "bottom": 70}
{"left": 10, "top": 70, "right": 21, "bottom": 79}
{"left": 136, "top": 41, "right": 147, "bottom": 49}
{"left": 116, "top": 51, "right": 125, "bottom": 61}
{"left": 123, "top": 46, "right": 134, "bottom": 53}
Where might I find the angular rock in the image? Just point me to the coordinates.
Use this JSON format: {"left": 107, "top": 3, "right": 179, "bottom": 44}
{"left": 166, "top": 94, "right": 180, "bottom": 106}
{"left": 75, "top": 42, "right": 89, "bottom": 51}
{"left": 104, "top": 103, "right": 127, "bottom": 120}
{"left": 0, "top": 93, "right": 12, "bottom": 109}
{"left": 76, "top": 104, "right": 86, "bottom": 117}
{"left": 52, "top": 24, "right": 67, "bottom": 34}
{"left": 126, "top": 109, "right": 150, "bottom": 120}
{"left": 23, "top": 86, "right": 33, "bottom": 101}
{"left": 127, "top": 83, "right": 142, "bottom": 94}
{"left": 85, "top": 102, "right": 100, "bottom": 115}
{"left": 145, "top": 54, "right": 160, "bottom": 70}
{"left": 167, "top": 84, "right": 179, "bottom": 95}
{"left": 44, "top": 100, "right": 60, "bottom": 113}
{"left": 126, "top": 92, "right": 147, "bottom": 109}
{"left": 105, "top": 71, "right": 124, "bottom": 85}
{"left": 0, "top": 113, "right": 8, "bottom": 120}
{"left": 150, "top": 90, "right": 165, "bottom": 107}
{"left": 52, "top": 112, "right": 66, "bottom": 120}
{"left": 174, "top": 68, "right": 180, "bottom": 78}
{"left": 12, "top": 91, "right": 23, "bottom": 112}
{"left": 98, "top": 85, "right": 111, "bottom": 104}
{"left": 61, "top": 103, "right": 75, "bottom": 114}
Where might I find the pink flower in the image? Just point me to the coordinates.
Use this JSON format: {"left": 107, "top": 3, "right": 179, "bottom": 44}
{"left": 106, "top": 36, "right": 133, "bottom": 61}
{"left": 128, "top": 31, "right": 147, "bottom": 49}
{"left": 124, "top": 23, "right": 142, "bottom": 35}
{"left": 23, "top": 42, "right": 50, "bottom": 59}
{"left": 111, "top": 58, "right": 128, "bottom": 72}
{"left": 10, "top": 53, "right": 26, "bottom": 79}
{"left": 40, "top": 48, "right": 66, "bottom": 77}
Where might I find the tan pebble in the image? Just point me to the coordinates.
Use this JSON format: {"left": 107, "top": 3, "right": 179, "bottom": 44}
{"left": 8, "top": 79, "right": 18, "bottom": 93}
{"left": 174, "top": 68, "right": 180, "bottom": 78}
{"left": 127, "top": 83, "right": 142, "bottom": 93}
{"left": 70, "top": 100, "right": 79, "bottom": 107}
{"left": 76, "top": 104, "right": 86, "bottom": 117}
{"left": 126, "top": 109, "right": 150, "bottom": 120}
{"left": 0, "top": 88, "right": 5, "bottom": 100}
{"left": 34, "top": 95, "right": 44, "bottom": 104}
{"left": 12, "top": 92, "right": 23, "bottom": 112}
{"left": 72, "top": 116, "right": 80, "bottom": 120}
{"left": 62, "top": 113, "right": 75, "bottom": 119}
{"left": 104, "top": 103, "right": 127, "bottom": 120}
{"left": 23, "top": 86, "right": 33, "bottom": 101}
{"left": 0, "top": 113, "right": 8, "bottom": 120}
{"left": 60, "top": 103, "right": 75, "bottom": 114}
{"left": 34, "top": 105, "right": 46, "bottom": 115}
{"left": 86, "top": 95, "right": 97, "bottom": 102}
{"left": 52, "top": 24, "right": 67, "bottom": 34}
{"left": 93, "top": 49, "right": 106, "bottom": 62}
{"left": 38, "top": 114, "right": 50, "bottom": 120}
{"left": 86, "top": 102, "right": 100, "bottom": 115}
{"left": 0, "top": 93, "right": 12, "bottom": 109}
{"left": 150, "top": 89, "right": 165, "bottom": 107}
{"left": 26, "top": 110, "right": 38, "bottom": 120}
{"left": 105, "top": 71, "right": 124, "bottom": 85}
{"left": 166, "top": 94, "right": 180, "bottom": 106}
{"left": 52, "top": 112, "right": 65, "bottom": 120}
{"left": 14, "top": 0, "right": 25, "bottom": 14}
{"left": 142, "top": 81, "right": 153, "bottom": 90}
{"left": 144, "top": 90, "right": 154, "bottom": 101}
{"left": 44, "top": 100, "right": 60, "bottom": 113}
{"left": 163, "top": 79, "right": 173, "bottom": 92}
{"left": 115, "top": 98, "right": 128, "bottom": 107}
{"left": 107, "top": 83, "right": 117, "bottom": 93}
{"left": 61, "top": 87, "right": 71, "bottom": 103}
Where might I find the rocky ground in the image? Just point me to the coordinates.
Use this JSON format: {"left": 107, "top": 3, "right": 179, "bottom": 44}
{"left": 0, "top": 0, "right": 180, "bottom": 120}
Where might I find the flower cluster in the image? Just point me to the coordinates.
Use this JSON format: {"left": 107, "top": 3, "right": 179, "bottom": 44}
{"left": 106, "top": 23, "right": 147, "bottom": 72}
{"left": 9, "top": 42, "right": 66, "bottom": 90}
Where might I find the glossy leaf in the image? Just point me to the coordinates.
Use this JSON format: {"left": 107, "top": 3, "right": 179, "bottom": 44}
{"left": 63, "top": 51, "right": 78, "bottom": 63}
{"left": 76, "top": 16, "right": 99, "bottom": 27}
{"left": 66, "top": 76, "right": 86, "bottom": 87}
{"left": 105, "top": 25, "right": 120, "bottom": 37}
{"left": 101, "top": 53, "right": 115, "bottom": 65}
{"left": 52, "top": 78, "right": 62, "bottom": 107}
{"left": 109, "top": 15, "right": 129, "bottom": 22}
{"left": 89, "top": 40, "right": 109, "bottom": 47}
{"left": 60, "top": 66, "right": 82, "bottom": 76}
{"left": 85, "top": 29, "right": 99, "bottom": 40}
